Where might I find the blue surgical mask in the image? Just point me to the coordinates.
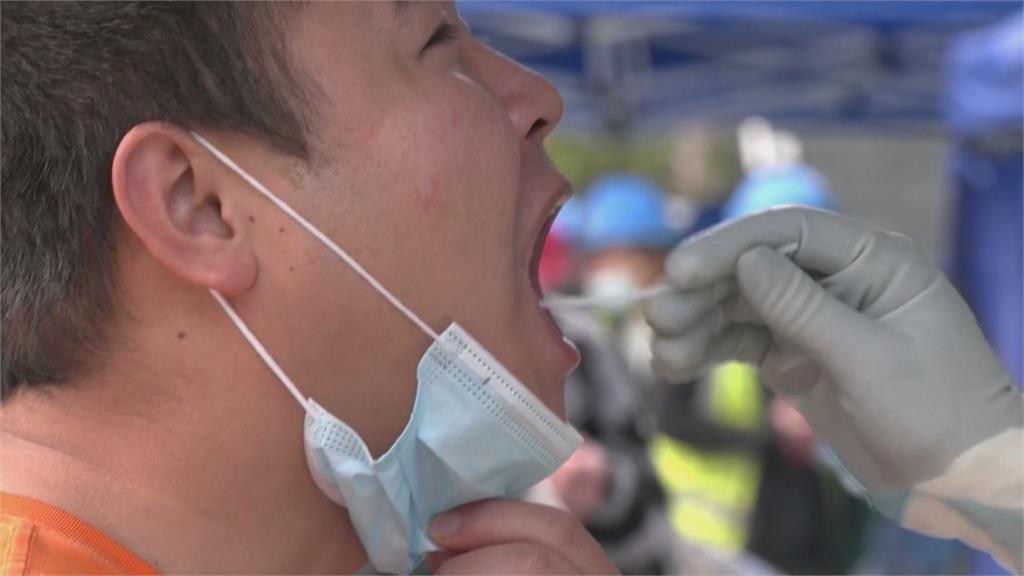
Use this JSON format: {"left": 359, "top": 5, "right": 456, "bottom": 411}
{"left": 191, "top": 132, "right": 583, "bottom": 575}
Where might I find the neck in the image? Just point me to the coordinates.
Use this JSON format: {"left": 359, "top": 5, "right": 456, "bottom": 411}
{"left": 0, "top": 344, "right": 368, "bottom": 574}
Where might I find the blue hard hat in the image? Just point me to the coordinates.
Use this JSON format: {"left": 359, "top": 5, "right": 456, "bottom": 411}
{"left": 724, "top": 165, "right": 835, "bottom": 219}
{"left": 551, "top": 195, "right": 585, "bottom": 244}
{"left": 581, "top": 173, "right": 686, "bottom": 251}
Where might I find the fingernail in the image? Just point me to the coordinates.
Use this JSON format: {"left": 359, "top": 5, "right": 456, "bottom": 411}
{"left": 430, "top": 511, "right": 461, "bottom": 541}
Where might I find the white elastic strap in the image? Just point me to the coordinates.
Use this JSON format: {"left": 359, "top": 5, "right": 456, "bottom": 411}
{"left": 541, "top": 283, "right": 672, "bottom": 310}
{"left": 210, "top": 290, "right": 312, "bottom": 415}
{"left": 191, "top": 131, "right": 441, "bottom": 342}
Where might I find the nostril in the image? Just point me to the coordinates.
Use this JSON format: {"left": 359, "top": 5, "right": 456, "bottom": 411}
{"left": 526, "top": 118, "right": 548, "bottom": 139}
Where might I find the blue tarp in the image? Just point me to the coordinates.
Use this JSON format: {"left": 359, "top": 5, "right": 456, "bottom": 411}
{"left": 460, "top": 1, "right": 1020, "bottom": 133}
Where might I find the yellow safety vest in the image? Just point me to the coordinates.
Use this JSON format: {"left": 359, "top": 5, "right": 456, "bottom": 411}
{"left": 649, "top": 362, "right": 763, "bottom": 552}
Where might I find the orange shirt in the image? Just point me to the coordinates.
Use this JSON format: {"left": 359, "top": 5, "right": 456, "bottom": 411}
{"left": 0, "top": 493, "right": 158, "bottom": 575}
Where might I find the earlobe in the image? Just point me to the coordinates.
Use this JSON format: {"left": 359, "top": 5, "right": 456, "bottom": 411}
{"left": 112, "top": 123, "right": 258, "bottom": 296}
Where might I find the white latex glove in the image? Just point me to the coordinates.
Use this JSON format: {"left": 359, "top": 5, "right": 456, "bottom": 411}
{"left": 647, "top": 207, "right": 1023, "bottom": 572}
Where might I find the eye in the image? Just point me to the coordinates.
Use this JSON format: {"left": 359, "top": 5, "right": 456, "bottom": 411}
{"left": 422, "top": 21, "right": 457, "bottom": 53}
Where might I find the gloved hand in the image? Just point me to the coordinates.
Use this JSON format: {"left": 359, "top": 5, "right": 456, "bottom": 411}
{"left": 647, "top": 207, "right": 1023, "bottom": 571}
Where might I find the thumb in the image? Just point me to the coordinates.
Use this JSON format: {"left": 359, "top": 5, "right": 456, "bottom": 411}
{"left": 736, "top": 246, "right": 873, "bottom": 362}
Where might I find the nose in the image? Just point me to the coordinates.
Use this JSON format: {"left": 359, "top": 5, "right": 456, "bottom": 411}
{"left": 468, "top": 42, "right": 564, "bottom": 143}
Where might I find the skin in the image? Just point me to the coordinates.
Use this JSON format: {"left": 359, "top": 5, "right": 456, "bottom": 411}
{"left": 1, "top": 2, "right": 613, "bottom": 573}
{"left": 547, "top": 441, "right": 609, "bottom": 521}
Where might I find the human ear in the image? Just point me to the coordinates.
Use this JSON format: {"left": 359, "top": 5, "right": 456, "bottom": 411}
{"left": 111, "top": 122, "right": 257, "bottom": 296}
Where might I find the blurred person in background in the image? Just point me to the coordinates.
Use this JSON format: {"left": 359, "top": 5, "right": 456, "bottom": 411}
{"left": 651, "top": 119, "right": 874, "bottom": 575}
{"left": 573, "top": 173, "right": 782, "bottom": 573}
{"left": 668, "top": 122, "right": 742, "bottom": 238}
{"left": 544, "top": 174, "right": 779, "bottom": 576}
{"left": 539, "top": 193, "right": 675, "bottom": 574}
{"left": 655, "top": 123, "right": 764, "bottom": 561}
{"left": 572, "top": 171, "right": 772, "bottom": 567}
{"left": 728, "top": 117, "right": 835, "bottom": 218}
{"left": 546, "top": 168, "right": 793, "bottom": 576}
{"left": 577, "top": 174, "right": 692, "bottom": 374}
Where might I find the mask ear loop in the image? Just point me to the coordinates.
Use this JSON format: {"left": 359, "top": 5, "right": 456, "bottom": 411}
{"left": 191, "top": 131, "right": 445, "bottom": 415}
{"left": 190, "top": 131, "right": 441, "bottom": 343}
{"left": 210, "top": 290, "right": 312, "bottom": 413}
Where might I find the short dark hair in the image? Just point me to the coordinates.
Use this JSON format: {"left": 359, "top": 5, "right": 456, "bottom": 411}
{"left": 1, "top": 2, "right": 314, "bottom": 399}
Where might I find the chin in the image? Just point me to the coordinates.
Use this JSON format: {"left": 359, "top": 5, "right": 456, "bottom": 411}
{"left": 530, "top": 340, "right": 577, "bottom": 420}
{"left": 545, "top": 377, "right": 569, "bottom": 420}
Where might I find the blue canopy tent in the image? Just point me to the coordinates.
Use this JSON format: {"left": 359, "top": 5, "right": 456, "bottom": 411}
{"left": 460, "top": 1, "right": 1019, "bottom": 134}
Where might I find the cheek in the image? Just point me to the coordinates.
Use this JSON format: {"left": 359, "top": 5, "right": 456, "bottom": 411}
{"left": 392, "top": 83, "right": 520, "bottom": 246}
{"left": 320, "top": 77, "right": 523, "bottom": 325}
{"left": 411, "top": 88, "right": 518, "bottom": 214}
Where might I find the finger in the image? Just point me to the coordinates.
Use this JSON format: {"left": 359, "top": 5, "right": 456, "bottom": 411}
{"left": 429, "top": 551, "right": 455, "bottom": 573}
{"left": 430, "top": 500, "right": 617, "bottom": 575}
{"left": 704, "top": 325, "right": 773, "bottom": 367}
{"left": 719, "top": 292, "right": 761, "bottom": 326}
{"left": 433, "top": 543, "right": 580, "bottom": 575}
{"left": 665, "top": 206, "right": 882, "bottom": 289}
{"left": 651, "top": 355, "right": 705, "bottom": 384}
{"left": 736, "top": 246, "right": 873, "bottom": 361}
{"left": 651, "top": 324, "right": 770, "bottom": 383}
{"left": 650, "top": 307, "right": 727, "bottom": 373}
{"left": 645, "top": 278, "right": 735, "bottom": 337}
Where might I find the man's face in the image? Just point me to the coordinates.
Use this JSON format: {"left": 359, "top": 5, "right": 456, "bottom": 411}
{"left": 225, "top": 1, "right": 576, "bottom": 455}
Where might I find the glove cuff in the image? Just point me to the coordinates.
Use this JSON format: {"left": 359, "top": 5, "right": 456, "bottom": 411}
{"left": 821, "top": 428, "right": 1024, "bottom": 573}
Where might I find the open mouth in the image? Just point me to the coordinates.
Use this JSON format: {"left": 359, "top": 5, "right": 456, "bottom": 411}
{"left": 518, "top": 178, "right": 580, "bottom": 373}
{"left": 528, "top": 209, "right": 560, "bottom": 299}
{"left": 526, "top": 203, "right": 580, "bottom": 369}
